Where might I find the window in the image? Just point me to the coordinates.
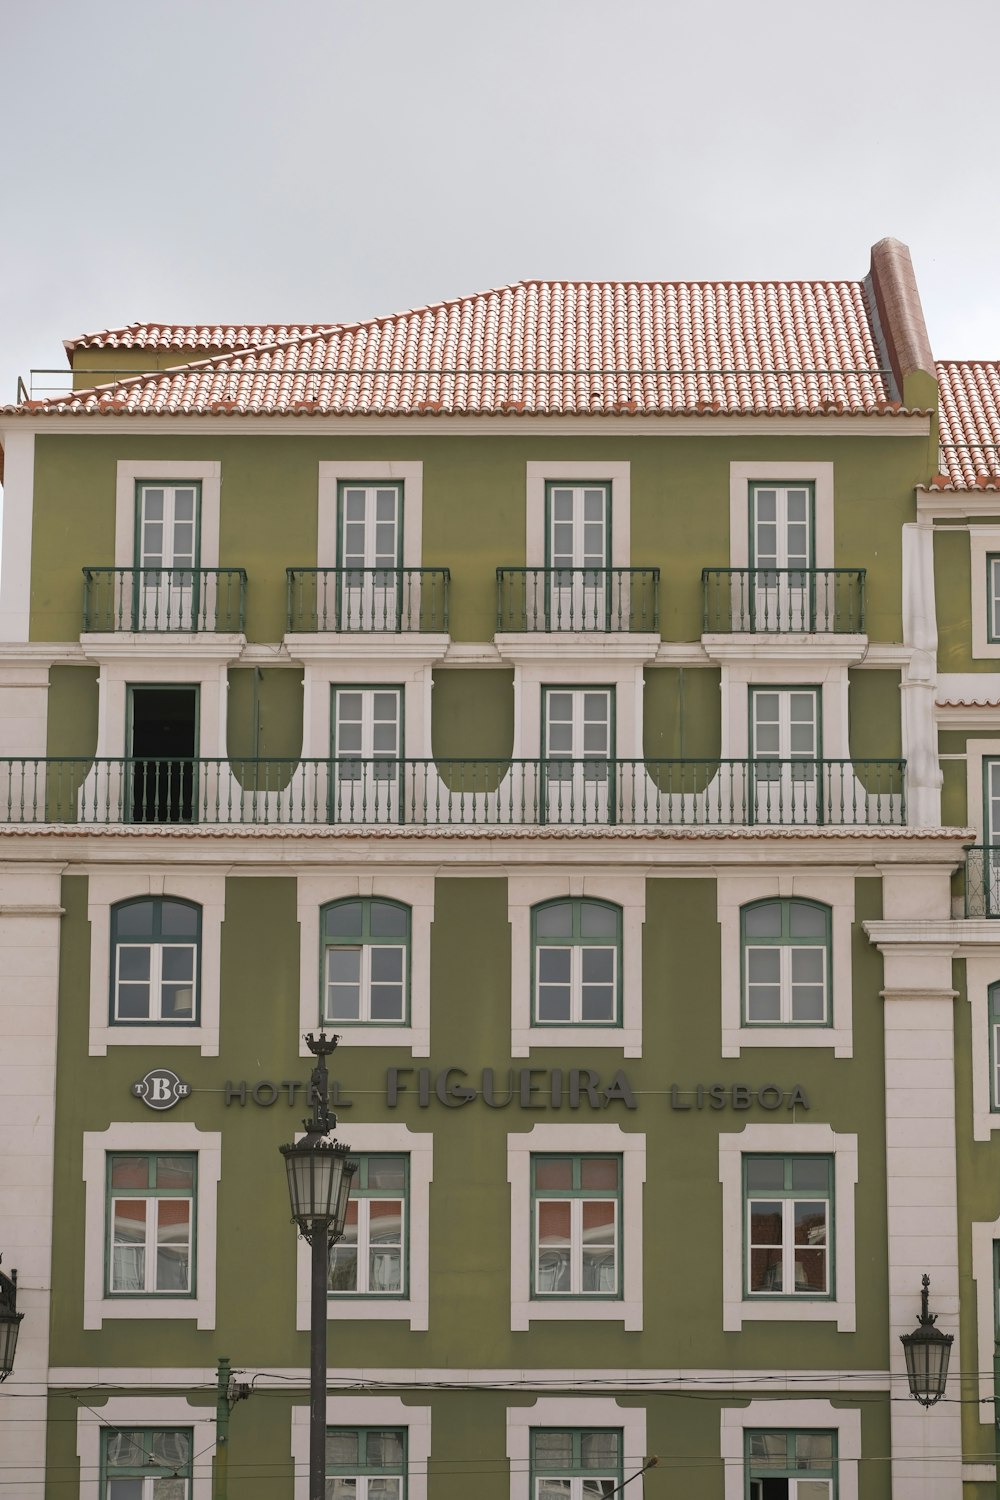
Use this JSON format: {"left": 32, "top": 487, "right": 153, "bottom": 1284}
{"left": 532, "top": 1155, "right": 621, "bottom": 1298}
{"left": 325, "top": 1428, "right": 406, "bottom": 1500}
{"left": 742, "top": 900, "right": 830, "bottom": 1027}
{"left": 746, "top": 1429, "right": 836, "bottom": 1499}
{"left": 991, "top": 986, "right": 1000, "bottom": 1112}
{"left": 531, "top": 1429, "right": 622, "bottom": 1500}
{"left": 745, "top": 1156, "right": 831, "bottom": 1298}
{"left": 544, "top": 482, "right": 611, "bottom": 631}
{"left": 749, "top": 483, "right": 814, "bottom": 631}
{"left": 107, "top": 1154, "right": 196, "bottom": 1296}
{"left": 136, "top": 482, "right": 200, "bottom": 631}
{"left": 989, "top": 555, "right": 1000, "bottom": 645}
{"left": 332, "top": 687, "right": 403, "bottom": 823}
{"left": 102, "top": 1428, "right": 192, "bottom": 1499}
{"left": 321, "top": 900, "right": 409, "bottom": 1025}
{"left": 329, "top": 1155, "right": 407, "bottom": 1296}
{"left": 111, "top": 899, "right": 200, "bottom": 1025}
{"left": 533, "top": 900, "right": 621, "bottom": 1026}
{"left": 338, "top": 483, "right": 403, "bottom": 631}
{"left": 542, "top": 688, "right": 614, "bottom": 824}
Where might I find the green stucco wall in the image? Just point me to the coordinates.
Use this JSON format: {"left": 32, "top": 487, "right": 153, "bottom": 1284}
{"left": 848, "top": 670, "right": 902, "bottom": 760}
{"left": 226, "top": 667, "right": 304, "bottom": 761}
{"left": 431, "top": 670, "right": 515, "bottom": 760}
{"left": 45, "top": 666, "right": 99, "bottom": 759}
{"left": 642, "top": 668, "right": 721, "bottom": 759}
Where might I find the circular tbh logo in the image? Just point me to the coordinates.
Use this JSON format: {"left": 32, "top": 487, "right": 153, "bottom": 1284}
{"left": 131, "top": 1069, "right": 191, "bottom": 1111}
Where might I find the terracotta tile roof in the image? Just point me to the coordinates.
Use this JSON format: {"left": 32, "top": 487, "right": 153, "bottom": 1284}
{"left": 935, "top": 361, "right": 1000, "bottom": 487}
{"left": 24, "top": 278, "right": 901, "bottom": 418}
{"left": 65, "top": 323, "right": 335, "bottom": 353}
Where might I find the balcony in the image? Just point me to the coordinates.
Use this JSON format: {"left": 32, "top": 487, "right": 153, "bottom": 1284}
{"left": 701, "top": 568, "right": 866, "bottom": 634}
{"left": 964, "top": 847, "right": 1000, "bottom": 916}
{"left": 496, "top": 568, "right": 660, "bottom": 633}
{"left": 0, "top": 757, "right": 905, "bottom": 828}
{"left": 82, "top": 567, "right": 247, "bottom": 633}
{"left": 286, "top": 568, "right": 450, "bottom": 633}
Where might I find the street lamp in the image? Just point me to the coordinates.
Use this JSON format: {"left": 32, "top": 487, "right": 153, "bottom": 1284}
{"left": 279, "top": 1033, "right": 357, "bottom": 1500}
{"left": 900, "top": 1273, "right": 953, "bottom": 1407}
{"left": 0, "top": 1258, "right": 24, "bottom": 1382}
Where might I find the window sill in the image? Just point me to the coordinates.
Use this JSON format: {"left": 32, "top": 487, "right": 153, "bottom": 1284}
{"left": 296, "top": 1295, "right": 428, "bottom": 1331}
{"left": 512, "top": 1299, "right": 642, "bottom": 1330}
{"left": 723, "top": 1298, "right": 856, "bottom": 1331}
{"left": 514, "top": 1025, "right": 641, "bottom": 1057}
{"left": 722, "top": 1025, "right": 852, "bottom": 1058}
{"left": 85, "top": 1295, "right": 214, "bottom": 1329}
{"left": 92, "top": 1023, "right": 217, "bottom": 1056}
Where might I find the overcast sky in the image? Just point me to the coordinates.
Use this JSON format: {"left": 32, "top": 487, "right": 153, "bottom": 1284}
{"left": 2, "top": 0, "right": 999, "bottom": 411}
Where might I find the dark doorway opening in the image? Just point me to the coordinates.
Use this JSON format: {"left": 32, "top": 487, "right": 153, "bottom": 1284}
{"left": 128, "top": 686, "right": 198, "bottom": 823}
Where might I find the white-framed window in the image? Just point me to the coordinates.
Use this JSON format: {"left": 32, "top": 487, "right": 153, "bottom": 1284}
{"left": 114, "top": 461, "right": 221, "bottom": 577}
{"left": 316, "top": 462, "right": 423, "bottom": 575}
{"left": 111, "top": 897, "right": 200, "bottom": 1025}
{"left": 296, "top": 1124, "right": 432, "bottom": 1330}
{"left": 967, "top": 527, "right": 1000, "bottom": 659}
{"left": 291, "top": 1397, "right": 431, "bottom": 1500}
{"left": 964, "top": 953, "right": 1000, "bottom": 1142}
{"left": 298, "top": 875, "right": 433, "bottom": 1055}
{"left": 87, "top": 871, "right": 225, "bottom": 1058}
{"left": 107, "top": 1152, "right": 196, "bottom": 1297}
{"left": 82, "top": 1124, "right": 222, "bottom": 1329}
{"left": 720, "top": 1401, "right": 860, "bottom": 1500}
{"left": 717, "top": 874, "right": 854, "bottom": 1057}
{"left": 508, "top": 1124, "right": 645, "bottom": 1330}
{"left": 507, "top": 1399, "right": 646, "bottom": 1500}
{"left": 719, "top": 1124, "right": 857, "bottom": 1331}
{"left": 742, "top": 899, "right": 831, "bottom": 1027}
{"left": 77, "top": 1399, "right": 215, "bottom": 1500}
{"left": 509, "top": 875, "right": 644, "bottom": 1056}
{"left": 533, "top": 899, "right": 621, "bottom": 1027}
{"left": 329, "top": 1154, "right": 408, "bottom": 1297}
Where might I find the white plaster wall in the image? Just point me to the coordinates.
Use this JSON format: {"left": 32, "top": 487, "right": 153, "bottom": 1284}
{"left": 0, "top": 664, "right": 49, "bottom": 757}
{"left": 0, "top": 866, "right": 63, "bottom": 1497}
{"left": 0, "top": 432, "right": 35, "bottom": 643}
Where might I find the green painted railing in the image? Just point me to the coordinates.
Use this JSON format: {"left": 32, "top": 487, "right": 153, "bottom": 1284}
{"left": 82, "top": 567, "right": 247, "bottom": 632}
{"left": 286, "top": 568, "right": 450, "bottom": 633}
{"left": 965, "top": 847, "right": 1000, "bottom": 916}
{"left": 496, "top": 568, "right": 660, "bottom": 632}
{"left": 0, "top": 757, "right": 906, "bottom": 827}
{"left": 701, "top": 568, "right": 866, "bottom": 633}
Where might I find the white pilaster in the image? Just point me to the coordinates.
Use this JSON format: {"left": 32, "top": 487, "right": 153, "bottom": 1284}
{"left": 0, "top": 662, "right": 49, "bottom": 757}
{"left": 0, "top": 431, "right": 36, "bottom": 643}
{"left": 869, "top": 867, "right": 961, "bottom": 1499}
{"left": 0, "top": 865, "right": 63, "bottom": 1497}
{"left": 900, "top": 521, "right": 942, "bottom": 826}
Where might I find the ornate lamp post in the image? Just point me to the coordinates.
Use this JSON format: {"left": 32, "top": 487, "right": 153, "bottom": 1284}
{"left": 279, "top": 1034, "right": 356, "bottom": 1500}
{"left": 0, "top": 1258, "right": 24, "bottom": 1382}
{"left": 900, "top": 1273, "right": 954, "bottom": 1407}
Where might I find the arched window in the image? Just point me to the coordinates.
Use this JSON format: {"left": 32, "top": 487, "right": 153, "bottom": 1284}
{"left": 531, "top": 899, "right": 622, "bottom": 1026}
{"left": 321, "top": 898, "right": 410, "bottom": 1025}
{"left": 741, "top": 899, "right": 830, "bottom": 1026}
{"left": 110, "top": 898, "right": 200, "bottom": 1024}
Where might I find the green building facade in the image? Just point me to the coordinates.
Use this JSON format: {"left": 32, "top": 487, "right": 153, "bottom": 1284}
{"left": 1, "top": 238, "right": 996, "bottom": 1499}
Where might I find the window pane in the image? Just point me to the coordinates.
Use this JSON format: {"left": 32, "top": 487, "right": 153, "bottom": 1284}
{"left": 581, "top": 948, "right": 614, "bottom": 984}
{"left": 745, "top": 1158, "right": 784, "bottom": 1190}
{"left": 161, "top": 946, "right": 195, "bottom": 982}
{"left": 534, "top": 1431, "right": 573, "bottom": 1467}
{"left": 534, "top": 1158, "right": 572, "bottom": 1190}
{"left": 538, "top": 1481, "right": 572, "bottom": 1500}
{"left": 370, "top": 901, "right": 408, "bottom": 938}
{"left": 749, "top": 1432, "right": 787, "bottom": 1465}
{"left": 368, "top": 1431, "right": 404, "bottom": 1467}
{"left": 790, "top": 1158, "right": 829, "bottom": 1191}
{"left": 115, "top": 902, "right": 155, "bottom": 938}
{"left": 536, "top": 903, "right": 573, "bottom": 938}
{"left": 580, "top": 903, "right": 618, "bottom": 938}
{"left": 796, "top": 1433, "right": 834, "bottom": 1467}
{"left": 366, "top": 1156, "right": 406, "bottom": 1191}
{"left": 325, "top": 903, "right": 363, "bottom": 939}
{"left": 156, "top": 1157, "right": 195, "bottom": 1190}
{"left": 160, "top": 901, "right": 199, "bottom": 937}
{"left": 327, "top": 1480, "right": 357, "bottom": 1500}
{"left": 750, "top": 1204, "right": 782, "bottom": 1245}
{"left": 538, "top": 1202, "right": 571, "bottom": 1243}
{"left": 581, "top": 1158, "right": 618, "bottom": 1190}
{"left": 328, "top": 1229, "right": 358, "bottom": 1291}
{"left": 581, "top": 983, "right": 615, "bottom": 1021}
{"left": 108, "top": 1480, "right": 143, "bottom": 1500}
{"left": 326, "top": 1431, "right": 359, "bottom": 1466}
{"left": 789, "top": 902, "right": 827, "bottom": 937}
{"left": 747, "top": 948, "right": 780, "bottom": 982}
{"left": 110, "top": 1157, "right": 150, "bottom": 1189}
{"left": 151, "top": 1431, "right": 191, "bottom": 1466}
{"left": 118, "top": 946, "right": 152, "bottom": 981}
{"left": 744, "top": 903, "right": 782, "bottom": 937}
{"left": 582, "top": 1432, "right": 620, "bottom": 1468}
{"left": 117, "top": 983, "right": 152, "bottom": 1020}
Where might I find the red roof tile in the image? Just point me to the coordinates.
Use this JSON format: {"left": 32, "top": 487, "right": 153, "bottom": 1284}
{"left": 64, "top": 323, "right": 335, "bottom": 353}
{"left": 935, "top": 361, "right": 1000, "bottom": 487}
{"left": 25, "top": 278, "right": 898, "bottom": 417}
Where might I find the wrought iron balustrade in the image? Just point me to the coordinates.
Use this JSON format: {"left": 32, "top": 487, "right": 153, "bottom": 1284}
{"left": 286, "top": 568, "right": 450, "bottom": 633}
{"left": 0, "top": 756, "right": 905, "bottom": 828}
{"left": 964, "top": 846, "right": 1000, "bottom": 916}
{"left": 701, "top": 568, "right": 866, "bottom": 633}
{"left": 496, "top": 567, "right": 660, "bottom": 632}
{"left": 82, "top": 567, "right": 247, "bottom": 633}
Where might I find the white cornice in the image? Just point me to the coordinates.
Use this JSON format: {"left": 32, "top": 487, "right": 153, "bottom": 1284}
{"left": 495, "top": 633, "right": 660, "bottom": 665}
{"left": 701, "top": 634, "right": 869, "bottom": 666}
{"left": 285, "top": 633, "right": 450, "bottom": 663}
{"left": 79, "top": 633, "right": 246, "bottom": 663}
{"left": 917, "top": 490, "right": 1000, "bottom": 522}
{"left": 0, "top": 413, "right": 932, "bottom": 439}
{"left": 866, "top": 918, "right": 1000, "bottom": 949}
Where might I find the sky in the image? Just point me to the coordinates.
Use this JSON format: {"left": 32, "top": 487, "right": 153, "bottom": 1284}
{"left": 1, "top": 0, "right": 999, "bottom": 411}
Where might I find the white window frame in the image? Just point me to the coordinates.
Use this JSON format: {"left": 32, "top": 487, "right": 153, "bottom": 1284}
{"left": 82, "top": 1123, "right": 222, "bottom": 1329}
{"left": 720, "top": 1400, "right": 860, "bottom": 1500}
{"left": 719, "top": 1123, "right": 858, "bottom": 1332}
{"left": 717, "top": 873, "right": 854, "bottom": 1056}
{"left": 729, "top": 463, "right": 834, "bottom": 572}
{"left": 291, "top": 1397, "right": 430, "bottom": 1500}
{"left": 77, "top": 1397, "right": 215, "bottom": 1500}
{"left": 88, "top": 871, "right": 225, "bottom": 1056}
{"left": 972, "top": 1215, "right": 1000, "bottom": 1407}
{"left": 298, "top": 874, "right": 433, "bottom": 1055}
{"left": 295, "top": 1123, "right": 432, "bottom": 1330}
{"left": 316, "top": 462, "right": 423, "bottom": 574}
{"left": 115, "top": 460, "right": 221, "bottom": 574}
{"left": 507, "top": 1398, "right": 646, "bottom": 1500}
{"left": 509, "top": 875, "right": 644, "bottom": 1056}
{"left": 965, "top": 953, "right": 1000, "bottom": 1141}
{"left": 508, "top": 1124, "right": 645, "bottom": 1330}
{"left": 968, "top": 527, "right": 1000, "bottom": 659}
{"left": 525, "top": 463, "right": 631, "bottom": 573}
{"left": 330, "top": 1154, "right": 407, "bottom": 1298}
{"left": 107, "top": 1153, "right": 195, "bottom": 1296}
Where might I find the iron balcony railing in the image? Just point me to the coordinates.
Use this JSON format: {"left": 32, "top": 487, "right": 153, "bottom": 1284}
{"left": 701, "top": 568, "right": 866, "bottom": 634}
{"left": 82, "top": 567, "right": 247, "bottom": 633}
{"left": 496, "top": 568, "right": 660, "bottom": 633}
{"left": 0, "top": 756, "right": 905, "bottom": 828}
{"left": 964, "top": 846, "right": 1000, "bottom": 916}
{"left": 286, "top": 568, "right": 450, "bottom": 633}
